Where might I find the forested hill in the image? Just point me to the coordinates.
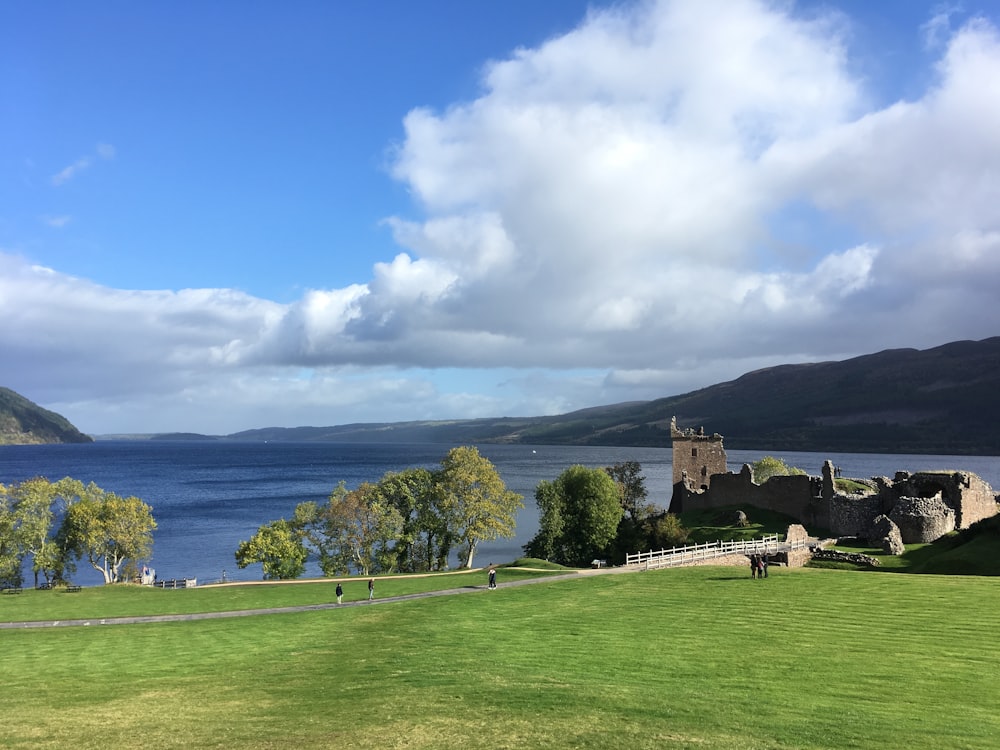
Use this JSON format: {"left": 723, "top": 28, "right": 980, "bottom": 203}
{"left": 225, "top": 337, "right": 1000, "bottom": 456}
{"left": 0, "top": 387, "right": 93, "bottom": 445}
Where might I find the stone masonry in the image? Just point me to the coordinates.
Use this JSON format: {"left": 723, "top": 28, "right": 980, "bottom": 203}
{"left": 670, "top": 421, "right": 998, "bottom": 546}
{"left": 669, "top": 416, "right": 727, "bottom": 505}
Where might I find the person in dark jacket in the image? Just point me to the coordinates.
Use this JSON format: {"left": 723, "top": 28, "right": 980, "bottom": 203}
{"left": 336, "top": 582, "right": 343, "bottom": 604}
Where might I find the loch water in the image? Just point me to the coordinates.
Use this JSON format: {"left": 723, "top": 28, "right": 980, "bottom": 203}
{"left": 1, "top": 440, "right": 997, "bottom": 587}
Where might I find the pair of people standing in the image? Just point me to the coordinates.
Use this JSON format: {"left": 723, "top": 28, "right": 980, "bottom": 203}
{"left": 749, "top": 554, "right": 769, "bottom": 579}
{"left": 333, "top": 579, "right": 373, "bottom": 603}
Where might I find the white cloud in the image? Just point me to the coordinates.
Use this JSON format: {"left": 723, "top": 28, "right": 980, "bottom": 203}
{"left": 9, "top": 0, "right": 1000, "bottom": 433}
{"left": 51, "top": 157, "right": 92, "bottom": 186}
{"left": 50, "top": 143, "right": 115, "bottom": 186}
{"left": 922, "top": 4, "right": 962, "bottom": 50}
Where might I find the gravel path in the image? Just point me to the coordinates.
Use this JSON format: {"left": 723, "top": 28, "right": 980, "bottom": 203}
{"left": 0, "top": 568, "right": 632, "bottom": 630}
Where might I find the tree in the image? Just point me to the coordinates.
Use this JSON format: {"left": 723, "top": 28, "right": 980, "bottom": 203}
{"left": 524, "top": 465, "right": 623, "bottom": 567}
{"left": 646, "top": 512, "right": 689, "bottom": 548}
{"left": 436, "top": 446, "right": 523, "bottom": 569}
{"left": 10, "top": 477, "right": 64, "bottom": 586}
{"left": 605, "top": 461, "right": 654, "bottom": 522}
{"left": 57, "top": 480, "right": 156, "bottom": 584}
{"left": 750, "top": 456, "right": 805, "bottom": 484}
{"left": 369, "top": 468, "right": 445, "bottom": 572}
{"left": 0, "top": 486, "right": 22, "bottom": 588}
{"left": 235, "top": 519, "right": 307, "bottom": 580}
{"left": 312, "top": 481, "right": 403, "bottom": 576}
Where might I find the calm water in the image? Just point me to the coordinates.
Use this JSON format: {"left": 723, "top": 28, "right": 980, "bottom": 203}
{"left": 1, "top": 441, "right": 997, "bottom": 586}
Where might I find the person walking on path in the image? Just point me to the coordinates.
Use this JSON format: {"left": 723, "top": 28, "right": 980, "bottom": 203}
{"left": 336, "top": 583, "right": 343, "bottom": 604}
{"left": 368, "top": 578, "right": 374, "bottom": 600}
{"left": 488, "top": 566, "right": 497, "bottom": 590}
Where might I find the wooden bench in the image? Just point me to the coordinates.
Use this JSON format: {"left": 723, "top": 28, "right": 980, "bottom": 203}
{"left": 65, "top": 585, "right": 82, "bottom": 593}
{"left": 2, "top": 587, "right": 23, "bottom": 595}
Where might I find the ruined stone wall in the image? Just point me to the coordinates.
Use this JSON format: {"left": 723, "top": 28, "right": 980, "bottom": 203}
{"left": 889, "top": 495, "right": 956, "bottom": 543}
{"left": 674, "top": 465, "right": 825, "bottom": 526}
{"left": 893, "top": 471, "right": 997, "bottom": 530}
{"left": 668, "top": 422, "right": 997, "bottom": 545}
{"left": 956, "top": 473, "right": 999, "bottom": 527}
{"left": 828, "top": 493, "right": 887, "bottom": 536}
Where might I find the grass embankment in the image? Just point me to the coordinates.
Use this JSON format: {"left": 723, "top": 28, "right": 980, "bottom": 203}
{"left": 4, "top": 564, "right": 1000, "bottom": 749}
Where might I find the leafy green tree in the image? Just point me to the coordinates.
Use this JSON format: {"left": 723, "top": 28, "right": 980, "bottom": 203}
{"left": 235, "top": 519, "right": 308, "bottom": 580}
{"left": 523, "top": 479, "right": 565, "bottom": 561}
{"left": 369, "top": 468, "right": 445, "bottom": 572}
{"left": 0, "top": 487, "right": 22, "bottom": 588}
{"left": 605, "top": 461, "right": 655, "bottom": 522}
{"left": 525, "top": 465, "right": 623, "bottom": 567}
{"left": 436, "top": 446, "right": 523, "bottom": 569}
{"left": 646, "top": 512, "right": 689, "bottom": 548}
{"left": 751, "top": 456, "right": 806, "bottom": 483}
{"left": 57, "top": 480, "right": 156, "bottom": 584}
{"left": 312, "top": 481, "right": 404, "bottom": 576}
{"left": 10, "top": 477, "right": 64, "bottom": 586}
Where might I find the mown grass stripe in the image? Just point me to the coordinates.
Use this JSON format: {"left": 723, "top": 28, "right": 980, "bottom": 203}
{"left": 4, "top": 565, "right": 999, "bottom": 749}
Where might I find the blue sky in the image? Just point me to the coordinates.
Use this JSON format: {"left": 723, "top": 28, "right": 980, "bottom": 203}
{"left": 2, "top": 0, "right": 999, "bottom": 435}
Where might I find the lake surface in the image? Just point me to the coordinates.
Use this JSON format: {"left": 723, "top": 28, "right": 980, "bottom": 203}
{"left": 2, "top": 441, "right": 997, "bottom": 586}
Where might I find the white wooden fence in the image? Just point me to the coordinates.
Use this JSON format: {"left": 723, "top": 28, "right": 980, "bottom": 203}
{"left": 626, "top": 535, "right": 807, "bottom": 570}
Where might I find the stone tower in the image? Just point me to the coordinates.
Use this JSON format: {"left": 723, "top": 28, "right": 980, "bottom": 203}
{"left": 670, "top": 416, "right": 727, "bottom": 493}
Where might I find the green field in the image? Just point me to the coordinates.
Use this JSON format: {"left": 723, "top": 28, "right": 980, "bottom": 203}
{"left": 3, "top": 565, "right": 999, "bottom": 749}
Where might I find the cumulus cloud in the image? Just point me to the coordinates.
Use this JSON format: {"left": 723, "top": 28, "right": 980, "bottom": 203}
{"left": 8, "top": 0, "right": 1000, "bottom": 433}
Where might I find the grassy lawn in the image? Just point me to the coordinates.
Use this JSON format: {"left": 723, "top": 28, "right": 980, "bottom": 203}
{"left": 0, "top": 565, "right": 559, "bottom": 622}
{"left": 4, "top": 565, "right": 1000, "bottom": 749}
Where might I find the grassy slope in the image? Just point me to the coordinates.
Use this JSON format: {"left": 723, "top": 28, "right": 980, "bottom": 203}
{"left": 832, "top": 514, "right": 1000, "bottom": 575}
{"left": 679, "top": 504, "right": 814, "bottom": 544}
{"left": 4, "top": 566, "right": 1000, "bottom": 749}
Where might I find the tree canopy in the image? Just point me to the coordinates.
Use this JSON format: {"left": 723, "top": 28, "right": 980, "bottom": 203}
{"left": 524, "top": 465, "right": 623, "bottom": 567}
{"left": 0, "top": 476, "right": 156, "bottom": 587}
{"left": 235, "top": 519, "right": 307, "bottom": 580}
{"left": 436, "top": 446, "right": 523, "bottom": 569}
{"left": 57, "top": 480, "right": 157, "bottom": 584}
{"left": 234, "top": 446, "right": 523, "bottom": 579}
{"left": 750, "top": 456, "right": 806, "bottom": 483}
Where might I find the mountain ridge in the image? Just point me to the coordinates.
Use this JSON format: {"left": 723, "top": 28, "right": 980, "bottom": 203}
{"left": 211, "top": 336, "right": 1000, "bottom": 454}
{"left": 26, "top": 336, "right": 1000, "bottom": 455}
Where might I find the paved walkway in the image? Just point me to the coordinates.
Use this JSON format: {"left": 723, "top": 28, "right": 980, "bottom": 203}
{"left": 0, "top": 568, "right": 632, "bottom": 630}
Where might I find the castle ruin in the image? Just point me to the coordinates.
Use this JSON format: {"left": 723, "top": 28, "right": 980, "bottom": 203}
{"left": 670, "top": 416, "right": 727, "bottom": 493}
{"left": 670, "top": 418, "right": 998, "bottom": 545}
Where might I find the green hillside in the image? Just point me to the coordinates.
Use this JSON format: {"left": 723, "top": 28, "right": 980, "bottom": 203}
{"left": 0, "top": 387, "right": 93, "bottom": 445}
{"left": 224, "top": 337, "right": 1000, "bottom": 454}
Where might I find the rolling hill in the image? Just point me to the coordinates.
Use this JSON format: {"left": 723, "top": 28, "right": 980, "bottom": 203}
{"left": 223, "top": 337, "right": 1000, "bottom": 455}
{"left": 0, "top": 387, "right": 93, "bottom": 445}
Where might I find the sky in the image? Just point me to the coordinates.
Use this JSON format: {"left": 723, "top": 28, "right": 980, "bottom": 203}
{"left": 2, "top": 0, "right": 1000, "bottom": 436}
